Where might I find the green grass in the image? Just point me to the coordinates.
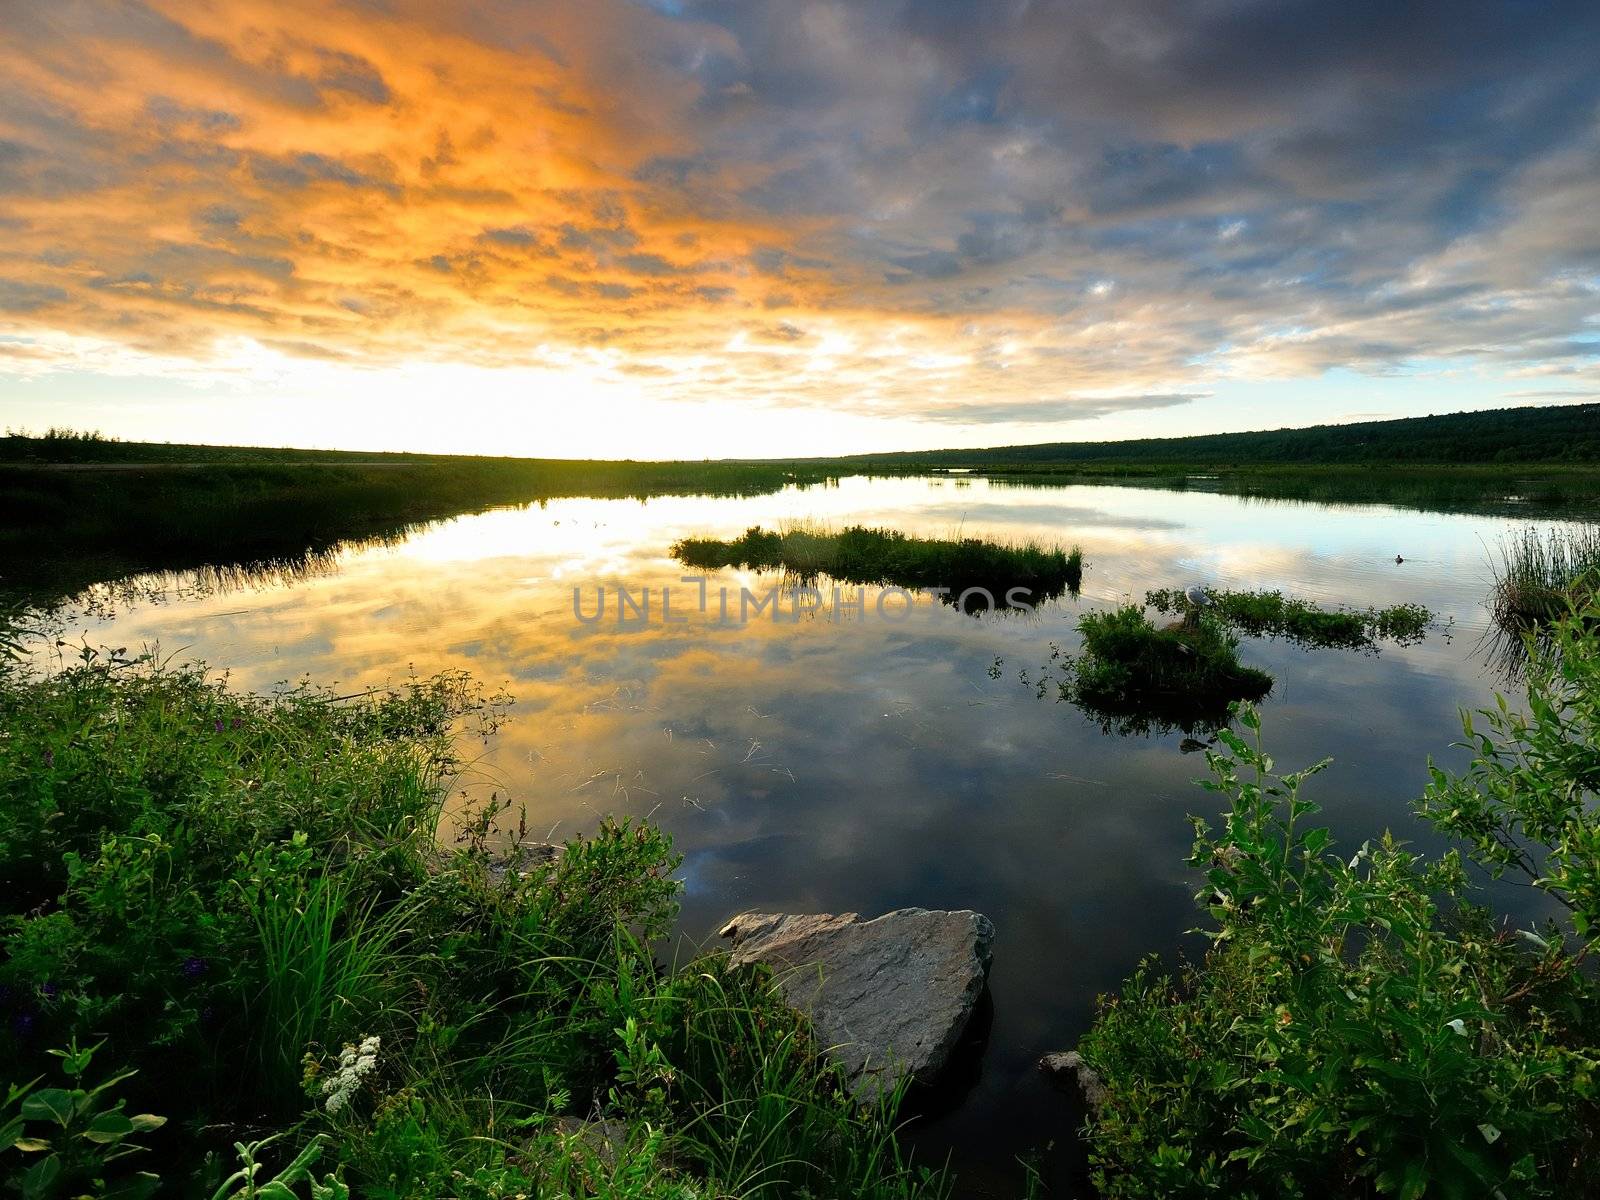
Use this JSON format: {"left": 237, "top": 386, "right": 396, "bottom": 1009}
{"left": 1062, "top": 606, "right": 1273, "bottom": 735}
{"left": 1145, "top": 588, "right": 1433, "bottom": 650}
{"left": 0, "top": 651, "right": 946, "bottom": 1199}
{"left": 672, "top": 523, "right": 1084, "bottom": 608}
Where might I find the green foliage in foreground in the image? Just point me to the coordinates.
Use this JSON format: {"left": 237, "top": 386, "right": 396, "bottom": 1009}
{"left": 1145, "top": 588, "right": 1433, "bottom": 650}
{"left": 1077, "top": 609, "right": 1600, "bottom": 1198}
{"left": 672, "top": 524, "right": 1083, "bottom": 608}
{"left": 1064, "top": 606, "right": 1273, "bottom": 734}
{"left": 0, "top": 657, "right": 942, "bottom": 1200}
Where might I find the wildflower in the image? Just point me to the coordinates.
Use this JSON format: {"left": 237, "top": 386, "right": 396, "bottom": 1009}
{"left": 214, "top": 719, "right": 225, "bottom": 733}
{"left": 180, "top": 956, "right": 209, "bottom": 979}
{"left": 321, "top": 1034, "right": 380, "bottom": 1114}
{"left": 42, "top": 748, "right": 54, "bottom": 767}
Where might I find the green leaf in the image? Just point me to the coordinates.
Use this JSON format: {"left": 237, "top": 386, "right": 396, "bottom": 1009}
{"left": 128, "top": 1113, "right": 167, "bottom": 1132}
{"left": 102, "top": 1172, "right": 162, "bottom": 1200}
{"left": 19, "top": 1089, "right": 76, "bottom": 1127}
{"left": 12, "top": 1137, "right": 51, "bottom": 1152}
{"left": 20, "top": 1154, "right": 62, "bottom": 1200}
{"left": 1399, "top": 1158, "right": 1429, "bottom": 1200}
{"left": 84, "top": 1111, "right": 135, "bottom": 1143}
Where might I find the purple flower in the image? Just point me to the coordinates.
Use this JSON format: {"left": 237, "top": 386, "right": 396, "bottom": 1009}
{"left": 11, "top": 1011, "right": 35, "bottom": 1039}
{"left": 181, "top": 956, "right": 209, "bottom": 979}
{"left": 214, "top": 719, "right": 225, "bottom": 733}
{"left": 38, "top": 981, "right": 57, "bottom": 1000}
{"left": 42, "top": 749, "right": 54, "bottom": 768}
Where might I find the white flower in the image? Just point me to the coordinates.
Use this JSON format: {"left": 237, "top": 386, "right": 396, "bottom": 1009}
{"left": 321, "top": 1035, "right": 381, "bottom": 1113}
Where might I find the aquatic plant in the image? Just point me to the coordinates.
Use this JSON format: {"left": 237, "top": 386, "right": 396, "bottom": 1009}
{"left": 1063, "top": 606, "right": 1273, "bottom": 733}
{"left": 1145, "top": 587, "right": 1433, "bottom": 650}
{"left": 1074, "top": 608, "right": 1600, "bottom": 1198}
{"left": 1490, "top": 525, "right": 1600, "bottom": 634}
{"left": 673, "top": 522, "right": 1083, "bottom": 608}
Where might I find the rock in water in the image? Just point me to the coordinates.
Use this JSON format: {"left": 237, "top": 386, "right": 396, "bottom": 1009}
{"left": 718, "top": 908, "right": 995, "bottom": 1099}
{"left": 1039, "top": 1049, "right": 1108, "bottom": 1112}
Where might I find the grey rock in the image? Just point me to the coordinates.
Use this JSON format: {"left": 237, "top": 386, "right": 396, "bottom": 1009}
{"left": 1039, "top": 1049, "right": 1107, "bottom": 1112}
{"left": 718, "top": 908, "right": 995, "bottom": 1100}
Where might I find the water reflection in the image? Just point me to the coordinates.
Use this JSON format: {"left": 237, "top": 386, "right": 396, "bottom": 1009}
{"left": 35, "top": 475, "right": 1597, "bottom": 1196}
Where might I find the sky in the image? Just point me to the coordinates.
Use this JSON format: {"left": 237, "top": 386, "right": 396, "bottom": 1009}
{"left": 1, "top": 0, "right": 1598, "bottom": 458}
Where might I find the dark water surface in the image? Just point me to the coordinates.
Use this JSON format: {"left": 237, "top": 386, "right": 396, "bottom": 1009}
{"left": 45, "top": 476, "right": 1595, "bottom": 1195}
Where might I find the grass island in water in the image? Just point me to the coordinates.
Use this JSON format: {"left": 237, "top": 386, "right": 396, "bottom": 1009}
{"left": 672, "top": 523, "right": 1084, "bottom": 609}
{"left": 1145, "top": 587, "right": 1434, "bottom": 650}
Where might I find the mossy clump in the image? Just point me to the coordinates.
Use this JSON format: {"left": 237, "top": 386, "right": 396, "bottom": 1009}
{"left": 674, "top": 523, "right": 1084, "bottom": 607}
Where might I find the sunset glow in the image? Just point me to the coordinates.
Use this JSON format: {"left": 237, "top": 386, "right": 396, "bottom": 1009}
{"left": 2, "top": 1, "right": 1598, "bottom": 454}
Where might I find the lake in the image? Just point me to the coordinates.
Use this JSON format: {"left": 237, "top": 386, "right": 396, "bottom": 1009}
{"left": 40, "top": 474, "right": 1591, "bottom": 1195}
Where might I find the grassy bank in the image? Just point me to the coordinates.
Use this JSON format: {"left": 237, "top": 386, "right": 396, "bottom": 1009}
{"left": 0, "top": 650, "right": 944, "bottom": 1199}
{"left": 0, "top": 450, "right": 844, "bottom": 607}
{"left": 1075, "top": 608, "right": 1600, "bottom": 1197}
{"left": 672, "top": 524, "right": 1083, "bottom": 609}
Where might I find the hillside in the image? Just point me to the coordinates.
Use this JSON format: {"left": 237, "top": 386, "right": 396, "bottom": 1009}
{"left": 844, "top": 403, "right": 1600, "bottom": 468}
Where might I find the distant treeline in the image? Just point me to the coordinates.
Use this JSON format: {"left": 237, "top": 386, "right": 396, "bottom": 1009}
{"left": 841, "top": 402, "right": 1600, "bottom": 468}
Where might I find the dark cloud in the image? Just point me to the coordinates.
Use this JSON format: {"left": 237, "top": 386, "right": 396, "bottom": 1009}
{"left": 0, "top": 278, "right": 68, "bottom": 314}
{"left": 2, "top": 0, "right": 1599, "bottom": 422}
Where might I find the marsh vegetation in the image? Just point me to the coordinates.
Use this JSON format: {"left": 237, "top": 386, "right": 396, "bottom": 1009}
{"left": 0, "top": 651, "right": 943, "bottom": 1199}
{"left": 1077, "top": 607, "right": 1600, "bottom": 1198}
{"left": 1145, "top": 588, "right": 1434, "bottom": 650}
{"left": 672, "top": 523, "right": 1084, "bottom": 608}
{"left": 1490, "top": 525, "right": 1600, "bottom": 635}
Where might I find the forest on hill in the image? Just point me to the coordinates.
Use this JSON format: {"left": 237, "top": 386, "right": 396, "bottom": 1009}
{"left": 847, "top": 403, "right": 1600, "bottom": 468}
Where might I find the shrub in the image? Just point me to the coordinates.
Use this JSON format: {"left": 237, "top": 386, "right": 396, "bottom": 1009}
{"left": 1076, "top": 611, "right": 1600, "bottom": 1198}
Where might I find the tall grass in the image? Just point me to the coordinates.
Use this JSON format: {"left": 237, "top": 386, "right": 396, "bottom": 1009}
{"left": 244, "top": 869, "right": 421, "bottom": 1107}
{"left": 1491, "top": 525, "right": 1600, "bottom": 632}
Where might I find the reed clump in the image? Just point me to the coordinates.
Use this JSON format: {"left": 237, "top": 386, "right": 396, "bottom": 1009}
{"left": 1490, "top": 525, "right": 1600, "bottom": 634}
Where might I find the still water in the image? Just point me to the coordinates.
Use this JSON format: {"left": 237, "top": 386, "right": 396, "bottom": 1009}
{"left": 49, "top": 475, "right": 1587, "bottom": 1194}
